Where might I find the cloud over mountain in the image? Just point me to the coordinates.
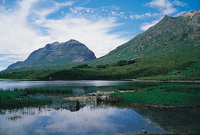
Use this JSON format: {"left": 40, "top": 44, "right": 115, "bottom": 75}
{"left": 0, "top": 0, "right": 128, "bottom": 70}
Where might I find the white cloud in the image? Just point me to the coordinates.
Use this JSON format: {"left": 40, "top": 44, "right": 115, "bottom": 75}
{"left": 38, "top": 15, "right": 126, "bottom": 57}
{"left": 129, "top": 15, "right": 134, "bottom": 20}
{"left": 129, "top": 12, "right": 152, "bottom": 20}
{"left": 0, "top": 54, "right": 26, "bottom": 62}
{"left": 0, "top": 0, "right": 51, "bottom": 55}
{"left": 172, "top": 0, "right": 187, "bottom": 7}
{"left": 101, "top": 5, "right": 120, "bottom": 11}
{"left": 0, "top": 67, "right": 7, "bottom": 71}
{"left": 173, "top": 11, "right": 186, "bottom": 17}
{"left": 0, "top": 54, "right": 27, "bottom": 71}
{"left": 140, "top": 18, "right": 161, "bottom": 31}
{"left": 0, "top": 0, "right": 128, "bottom": 70}
{"left": 146, "top": 0, "right": 177, "bottom": 15}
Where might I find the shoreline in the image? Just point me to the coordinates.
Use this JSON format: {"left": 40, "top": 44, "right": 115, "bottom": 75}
{"left": 128, "top": 79, "right": 200, "bottom": 83}
{"left": 1, "top": 78, "right": 200, "bottom": 83}
{"left": 111, "top": 103, "right": 200, "bottom": 109}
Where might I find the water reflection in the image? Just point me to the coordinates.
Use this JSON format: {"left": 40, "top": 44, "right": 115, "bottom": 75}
{"left": 31, "top": 95, "right": 86, "bottom": 112}
{"left": 1, "top": 80, "right": 199, "bottom": 134}
{"left": 0, "top": 103, "right": 165, "bottom": 135}
{"left": 0, "top": 79, "right": 165, "bottom": 96}
{"left": 1, "top": 100, "right": 199, "bottom": 134}
{"left": 133, "top": 108, "right": 200, "bottom": 134}
{"left": 0, "top": 79, "right": 136, "bottom": 90}
{"left": 48, "top": 100, "right": 86, "bottom": 112}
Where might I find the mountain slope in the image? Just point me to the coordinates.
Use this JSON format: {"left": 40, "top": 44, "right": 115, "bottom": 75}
{"left": 90, "top": 9, "right": 200, "bottom": 65}
{"left": 2, "top": 9, "right": 200, "bottom": 81}
{"left": 5, "top": 39, "right": 96, "bottom": 71}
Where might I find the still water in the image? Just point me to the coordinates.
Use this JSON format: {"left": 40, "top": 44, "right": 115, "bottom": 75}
{"left": 0, "top": 79, "right": 200, "bottom": 134}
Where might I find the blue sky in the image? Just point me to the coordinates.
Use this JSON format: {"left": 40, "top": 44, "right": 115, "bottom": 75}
{"left": 0, "top": 0, "right": 199, "bottom": 71}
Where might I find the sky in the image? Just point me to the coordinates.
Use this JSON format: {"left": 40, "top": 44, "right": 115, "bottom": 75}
{"left": 0, "top": 0, "right": 199, "bottom": 71}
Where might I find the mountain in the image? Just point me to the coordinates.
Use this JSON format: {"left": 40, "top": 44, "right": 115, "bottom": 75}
{"left": 1, "top": 10, "right": 200, "bottom": 80}
{"left": 91, "top": 9, "right": 200, "bottom": 65}
{"left": 5, "top": 39, "right": 96, "bottom": 71}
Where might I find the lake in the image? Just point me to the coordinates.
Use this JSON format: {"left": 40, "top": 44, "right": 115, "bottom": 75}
{"left": 0, "top": 79, "right": 200, "bottom": 134}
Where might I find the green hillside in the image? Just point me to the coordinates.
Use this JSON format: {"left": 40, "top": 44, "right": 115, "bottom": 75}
{"left": 1, "top": 47, "right": 199, "bottom": 80}
{"left": 90, "top": 10, "right": 200, "bottom": 65}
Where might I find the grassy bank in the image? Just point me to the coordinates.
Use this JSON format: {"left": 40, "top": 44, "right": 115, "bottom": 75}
{"left": 0, "top": 88, "right": 73, "bottom": 108}
{"left": 22, "top": 87, "right": 73, "bottom": 97}
{"left": 109, "top": 84, "right": 200, "bottom": 108}
{"left": 0, "top": 91, "right": 52, "bottom": 108}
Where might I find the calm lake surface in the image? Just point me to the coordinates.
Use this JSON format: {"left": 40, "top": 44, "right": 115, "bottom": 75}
{"left": 0, "top": 79, "right": 200, "bottom": 134}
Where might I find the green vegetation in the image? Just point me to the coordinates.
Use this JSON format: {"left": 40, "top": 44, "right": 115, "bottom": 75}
{"left": 109, "top": 84, "right": 200, "bottom": 107}
{"left": 0, "top": 50, "right": 199, "bottom": 80}
{"left": 22, "top": 87, "right": 72, "bottom": 95}
{"left": 0, "top": 47, "right": 199, "bottom": 80}
{"left": 0, "top": 88, "right": 73, "bottom": 108}
{"left": 0, "top": 91, "right": 51, "bottom": 108}
{"left": 0, "top": 69, "right": 56, "bottom": 79}
{"left": 96, "top": 64, "right": 109, "bottom": 68}
{"left": 114, "top": 60, "right": 136, "bottom": 66}
{"left": 72, "top": 64, "right": 93, "bottom": 68}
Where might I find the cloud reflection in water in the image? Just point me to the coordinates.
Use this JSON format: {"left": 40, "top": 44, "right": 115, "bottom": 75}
{"left": 0, "top": 104, "right": 164, "bottom": 135}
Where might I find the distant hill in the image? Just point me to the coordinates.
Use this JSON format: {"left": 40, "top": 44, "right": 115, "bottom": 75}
{"left": 5, "top": 39, "right": 96, "bottom": 71}
{"left": 90, "top": 9, "right": 200, "bottom": 65}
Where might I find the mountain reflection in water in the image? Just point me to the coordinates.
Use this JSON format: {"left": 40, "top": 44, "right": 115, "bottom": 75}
{"left": 0, "top": 102, "right": 165, "bottom": 135}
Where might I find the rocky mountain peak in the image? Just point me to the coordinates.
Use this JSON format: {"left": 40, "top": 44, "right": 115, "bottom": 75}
{"left": 68, "top": 39, "right": 80, "bottom": 42}
{"left": 61, "top": 39, "right": 85, "bottom": 48}
{"left": 5, "top": 39, "right": 96, "bottom": 71}
{"left": 64, "top": 39, "right": 81, "bottom": 45}
{"left": 51, "top": 41, "right": 60, "bottom": 45}
{"left": 181, "top": 9, "right": 200, "bottom": 18}
{"left": 45, "top": 41, "right": 60, "bottom": 49}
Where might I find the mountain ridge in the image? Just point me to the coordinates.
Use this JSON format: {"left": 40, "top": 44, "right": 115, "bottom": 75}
{"left": 5, "top": 39, "right": 96, "bottom": 71}
{"left": 90, "top": 9, "right": 200, "bottom": 65}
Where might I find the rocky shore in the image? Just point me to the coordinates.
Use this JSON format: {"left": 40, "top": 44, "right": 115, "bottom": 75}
{"left": 63, "top": 90, "right": 134, "bottom": 102}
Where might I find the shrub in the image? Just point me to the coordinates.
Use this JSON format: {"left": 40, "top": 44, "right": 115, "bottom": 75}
{"left": 73, "top": 64, "right": 92, "bottom": 68}
{"left": 96, "top": 64, "right": 109, "bottom": 68}
{"left": 115, "top": 60, "right": 136, "bottom": 66}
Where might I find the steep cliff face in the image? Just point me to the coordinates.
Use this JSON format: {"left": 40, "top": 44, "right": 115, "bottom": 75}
{"left": 91, "top": 9, "right": 200, "bottom": 65}
{"left": 6, "top": 39, "right": 96, "bottom": 71}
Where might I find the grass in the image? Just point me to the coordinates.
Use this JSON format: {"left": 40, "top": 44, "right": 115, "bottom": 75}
{"left": 109, "top": 84, "right": 200, "bottom": 107}
{"left": 0, "top": 91, "right": 52, "bottom": 108}
{"left": 0, "top": 88, "right": 73, "bottom": 108}
{"left": 22, "top": 87, "right": 73, "bottom": 95}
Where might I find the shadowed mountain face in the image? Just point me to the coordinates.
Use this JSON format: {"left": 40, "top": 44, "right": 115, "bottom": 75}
{"left": 6, "top": 39, "right": 96, "bottom": 71}
{"left": 91, "top": 9, "right": 200, "bottom": 65}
